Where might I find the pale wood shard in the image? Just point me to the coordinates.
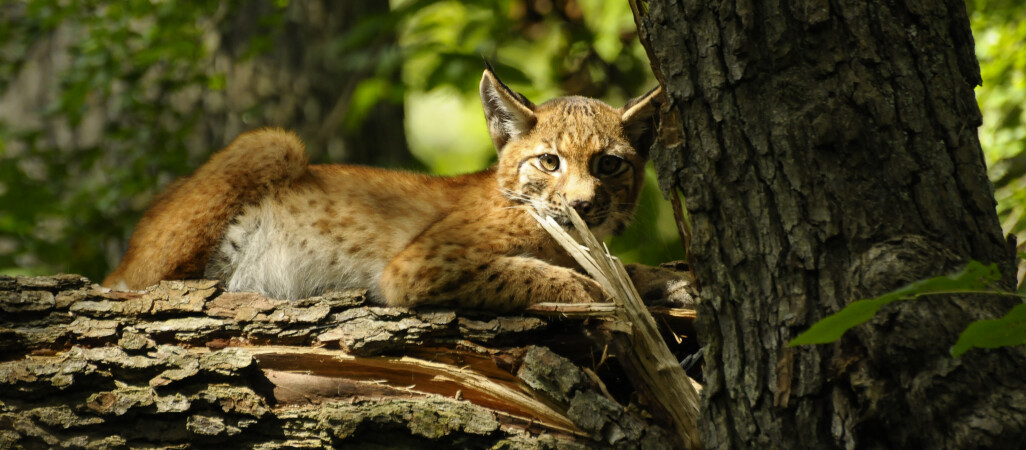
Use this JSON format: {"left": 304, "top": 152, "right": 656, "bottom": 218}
{"left": 526, "top": 301, "right": 618, "bottom": 318}
{"left": 531, "top": 204, "right": 704, "bottom": 449}
{"left": 0, "top": 274, "right": 698, "bottom": 448}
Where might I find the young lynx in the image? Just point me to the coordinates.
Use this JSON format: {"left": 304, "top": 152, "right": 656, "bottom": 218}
{"left": 104, "top": 67, "right": 685, "bottom": 310}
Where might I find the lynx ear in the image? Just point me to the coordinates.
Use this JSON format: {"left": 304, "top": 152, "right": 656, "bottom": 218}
{"left": 480, "top": 66, "right": 536, "bottom": 152}
{"left": 620, "top": 86, "right": 662, "bottom": 155}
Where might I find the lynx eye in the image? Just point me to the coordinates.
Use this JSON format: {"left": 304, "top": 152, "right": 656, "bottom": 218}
{"left": 595, "top": 155, "right": 625, "bottom": 176}
{"left": 537, "top": 154, "right": 560, "bottom": 172}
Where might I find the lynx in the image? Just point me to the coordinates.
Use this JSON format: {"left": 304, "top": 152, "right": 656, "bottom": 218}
{"left": 103, "top": 67, "right": 687, "bottom": 310}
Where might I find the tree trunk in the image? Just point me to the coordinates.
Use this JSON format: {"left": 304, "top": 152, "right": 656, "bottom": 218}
{"left": 0, "top": 274, "right": 696, "bottom": 448}
{"left": 204, "top": 0, "right": 413, "bottom": 167}
{"left": 634, "top": 0, "right": 1026, "bottom": 448}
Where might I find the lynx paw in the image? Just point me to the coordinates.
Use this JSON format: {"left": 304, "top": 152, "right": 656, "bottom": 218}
{"left": 625, "top": 262, "right": 698, "bottom": 307}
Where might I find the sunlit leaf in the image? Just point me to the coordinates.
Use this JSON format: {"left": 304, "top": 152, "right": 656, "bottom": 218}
{"left": 952, "top": 303, "right": 1026, "bottom": 356}
{"left": 789, "top": 261, "right": 1003, "bottom": 346}
{"left": 344, "top": 78, "right": 391, "bottom": 131}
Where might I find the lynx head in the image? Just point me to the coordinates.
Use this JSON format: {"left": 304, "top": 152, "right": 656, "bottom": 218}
{"left": 479, "top": 66, "right": 661, "bottom": 239}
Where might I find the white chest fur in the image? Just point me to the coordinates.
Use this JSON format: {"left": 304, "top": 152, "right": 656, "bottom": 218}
{"left": 204, "top": 203, "right": 385, "bottom": 301}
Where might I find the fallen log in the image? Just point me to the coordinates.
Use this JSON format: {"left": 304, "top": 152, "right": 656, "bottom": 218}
{"left": 1, "top": 274, "right": 699, "bottom": 448}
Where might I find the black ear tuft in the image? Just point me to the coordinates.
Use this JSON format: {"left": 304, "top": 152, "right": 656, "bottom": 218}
{"left": 479, "top": 66, "right": 537, "bottom": 153}
{"left": 620, "top": 86, "right": 663, "bottom": 156}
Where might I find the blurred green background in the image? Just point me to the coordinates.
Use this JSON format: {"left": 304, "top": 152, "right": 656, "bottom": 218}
{"left": 0, "top": 0, "right": 1022, "bottom": 284}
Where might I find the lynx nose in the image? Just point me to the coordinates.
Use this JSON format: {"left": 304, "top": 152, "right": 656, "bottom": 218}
{"left": 569, "top": 200, "right": 593, "bottom": 215}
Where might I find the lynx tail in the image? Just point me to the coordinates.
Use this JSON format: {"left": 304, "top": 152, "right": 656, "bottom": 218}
{"left": 103, "top": 128, "right": 308, "bottom": 290}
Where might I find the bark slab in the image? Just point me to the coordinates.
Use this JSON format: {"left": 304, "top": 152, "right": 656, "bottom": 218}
{"left": 1, "top": 274, "right": 696, "bottom": 448}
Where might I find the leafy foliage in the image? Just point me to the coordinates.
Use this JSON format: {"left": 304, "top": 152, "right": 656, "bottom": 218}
{"left": 0, "top": 0, "right": 237, "bottom": 278}
{"left": 969, "top": 0, "right": 1026, "bottom": 249}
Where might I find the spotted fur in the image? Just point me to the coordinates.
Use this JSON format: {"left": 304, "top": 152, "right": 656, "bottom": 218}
{"left": 103, "top": 68, "right": 663, "bottom": 310}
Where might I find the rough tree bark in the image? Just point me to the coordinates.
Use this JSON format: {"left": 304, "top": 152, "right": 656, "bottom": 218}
{"left": 0, "top": 274, "right": 697, "bottom": 448}
{"left": 634, "top": 0, "right": 1026, "bottom": 448}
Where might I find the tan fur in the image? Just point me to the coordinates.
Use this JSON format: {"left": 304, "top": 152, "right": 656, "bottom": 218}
{"left": 104, "top": 69, "right": 663, "bottom": 310}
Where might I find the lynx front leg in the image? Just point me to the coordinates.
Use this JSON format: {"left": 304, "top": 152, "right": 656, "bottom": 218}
{"left": 381, "top": 252, "right": 606, "bottom": 310}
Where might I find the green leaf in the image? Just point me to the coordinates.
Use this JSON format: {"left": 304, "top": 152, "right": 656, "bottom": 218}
{"left": 789, "top": 261, "right": 1003, "bottom": 346}
{"left": 207, "top": 74, "right": 226, "bottom": 91}
{"left": 951, "top": 303, "right": 1026, "bottom": 357}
